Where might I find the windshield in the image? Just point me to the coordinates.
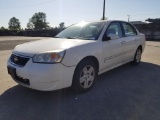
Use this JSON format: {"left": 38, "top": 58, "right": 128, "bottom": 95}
{"left": 56, "top": 22, "right": 105, "bottom": 40}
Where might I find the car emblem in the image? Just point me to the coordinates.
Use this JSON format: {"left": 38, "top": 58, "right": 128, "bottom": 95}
{"left": 14, "top": 57, "right": 18, "bottom": 62}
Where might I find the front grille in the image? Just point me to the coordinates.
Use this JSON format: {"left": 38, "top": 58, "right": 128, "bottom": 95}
{"left": 10, "top": 54, "right": 30, "bottom": 67}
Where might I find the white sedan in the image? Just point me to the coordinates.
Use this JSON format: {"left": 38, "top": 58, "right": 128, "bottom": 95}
{"left": 7, "top": 20, "right": 145, "bottom": 92}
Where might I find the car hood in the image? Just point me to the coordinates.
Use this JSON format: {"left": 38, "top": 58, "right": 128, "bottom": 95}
{"left": 13, "top": 38, "right": 94, "bottom": 57}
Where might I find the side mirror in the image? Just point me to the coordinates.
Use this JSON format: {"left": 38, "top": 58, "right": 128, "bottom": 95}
{"left": 102, "top": 34, "right": 119, "bottom": 41}
{"left": 108, "top": 34, "right": 119, "bottom": 40}
{"left": 102, "top": 35, "right": 111, "bottom": 41}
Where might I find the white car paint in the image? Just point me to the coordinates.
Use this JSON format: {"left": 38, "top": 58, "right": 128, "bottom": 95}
{"left": 13, "top": 38, "right": 94, "bottom": 57}
{"left": 7, "top": 20, "right": 145, "bottom": 91}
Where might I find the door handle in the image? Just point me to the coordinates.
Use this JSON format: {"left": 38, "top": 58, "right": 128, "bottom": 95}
{"left": 121, "top": 41, "right": 126, "bottom": 44}
{"left": 134, "top": 38, "right": 138, "bottom": 41}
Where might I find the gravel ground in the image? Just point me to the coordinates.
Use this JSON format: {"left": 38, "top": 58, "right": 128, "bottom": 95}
{"left": 0, "top": 37, "right": 160, "bottom": 120}
{"left": 0, "top": 36, "right": 49, "bottom": 41}
{"left": 0, "top": 36, "right": 50, "bottom": 51}
{"left": 0, "top": 40, "right": 34, "bottom": 50}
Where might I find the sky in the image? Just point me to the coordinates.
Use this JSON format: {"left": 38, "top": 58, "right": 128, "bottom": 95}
{"left": 0, "top": 0, "right": 160, "bottom": 29}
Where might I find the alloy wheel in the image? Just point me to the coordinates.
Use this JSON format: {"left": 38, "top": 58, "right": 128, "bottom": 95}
{"left": 136, "top": 49, "right": 142, "bottom": 63}
{"left": 79, "top": 65, "right": 95, "bottom": 89}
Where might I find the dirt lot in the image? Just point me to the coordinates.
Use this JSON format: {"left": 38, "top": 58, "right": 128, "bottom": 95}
{"left": 0, "top": 36, "right": 49, "bottom": 42}
{"left": 0, "top": 37, "right": 160, "bottom": 120}
{"left": 0, "top": 36, "right": 50, "bottom": 51}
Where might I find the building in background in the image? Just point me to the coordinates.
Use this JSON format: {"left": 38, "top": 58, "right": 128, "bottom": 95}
{"left": 131, "top": 19, "right": 160, "bottom": 41}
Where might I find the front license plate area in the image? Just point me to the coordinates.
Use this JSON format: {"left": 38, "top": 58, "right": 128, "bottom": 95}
{"left": 7, "top": 66, "right": 16, "bottom": 79}
{"left": 7, "top": 66, "right": 30, "bottom": 86}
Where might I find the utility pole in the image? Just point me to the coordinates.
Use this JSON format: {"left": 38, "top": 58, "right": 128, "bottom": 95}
{"left": 127, "top": 15, "right": 130, "bottom": 22}
{"left": 103, "top": 0, "right": 105, "bottom": 20}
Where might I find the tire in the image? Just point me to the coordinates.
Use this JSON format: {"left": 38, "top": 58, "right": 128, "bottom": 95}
{"left": 72, "top": 59, "right": 98, "bottom": 93}
{"left": 131, "top": 47, "right": 142, "bottom": 65}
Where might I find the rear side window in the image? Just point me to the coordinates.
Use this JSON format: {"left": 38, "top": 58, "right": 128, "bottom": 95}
{"left": 122, "top": 23, "right": 137, "bottom": 36}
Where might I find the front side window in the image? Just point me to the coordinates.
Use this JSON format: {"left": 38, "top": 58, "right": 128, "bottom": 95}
{"left": 56, "top": 22, "right": 105, "bottom": 40}
{"left": 122, "top": 23, "right": 137, "bottom": 36}
{"left": 106, "top": 22, "right": 123, "bottom": 38}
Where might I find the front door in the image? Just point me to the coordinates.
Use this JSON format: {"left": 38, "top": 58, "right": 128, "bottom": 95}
{"left": 102, "top": 22, "right": 125, "bottom": 70}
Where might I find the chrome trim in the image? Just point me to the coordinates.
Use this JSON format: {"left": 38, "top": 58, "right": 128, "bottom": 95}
{"left": 9, "top": 53, "right": 31, "bottom": 67}
{"left": 12, "top": 53, "right": 31, "bottom": 59}
{"left": 104, "top": 49, "right": 134, "bottom": 62}
{"left": 9, "top": 60, "right": 26, "bottom": 67}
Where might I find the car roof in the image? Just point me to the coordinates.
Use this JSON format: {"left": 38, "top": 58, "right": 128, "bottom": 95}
{"left": 69, "top": 20, "right": 133, "bottom": 28}
{"left": 88, "top": 20, "right": 128, "bottom": 23}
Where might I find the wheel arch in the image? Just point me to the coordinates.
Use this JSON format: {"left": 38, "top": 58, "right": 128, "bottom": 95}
{"left": 78, "top": 56, "right": 100, "bottom": 71}
{"left": 72, "top": 56, "right": 100, "bottom": 85}
{"left": 137, "top": 45, "right": 142, "bottom": 52}
{"left": 71, "top": 55, "right": 99, "bottom": 90}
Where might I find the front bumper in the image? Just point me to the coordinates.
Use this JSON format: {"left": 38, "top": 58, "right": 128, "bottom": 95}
{"left": 7, "top": 58, "right": 76, "bottom": 91}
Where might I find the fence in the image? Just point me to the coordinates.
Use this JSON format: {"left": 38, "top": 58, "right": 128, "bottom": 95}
{"left": 0, "top": 29, "right": 63, "bottom": 37}
{"left": 1, "top": 23, "right": 160, "bottom": 41}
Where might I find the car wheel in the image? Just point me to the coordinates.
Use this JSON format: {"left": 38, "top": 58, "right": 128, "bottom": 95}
{"left": 72, "top": 59, "right": 98, "bottom": 93}
{"left": 132, "top": 48, "right": 142, "bottom": 65}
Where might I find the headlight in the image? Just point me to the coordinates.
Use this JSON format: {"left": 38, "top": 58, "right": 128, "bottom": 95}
{"left": 33, "top": 50, "right": 65, "bottom": 63}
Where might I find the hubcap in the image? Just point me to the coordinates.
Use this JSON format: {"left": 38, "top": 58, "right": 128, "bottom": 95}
{"left": 136, "top": 49, "right": 141, "bottom": 62}
{"left": 80, "top": 65, "right": 95, "bottom": 89}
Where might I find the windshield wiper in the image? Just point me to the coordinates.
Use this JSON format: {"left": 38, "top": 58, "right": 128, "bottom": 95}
{"left": 54, "top": 36, "right": 76, "bottom": 39}
{"left": 65, "top": 37, "right": 76, "bottom": 39}
{"left": 77, "top": 37, "right": 95, "bottom": 40}
{"left": 53, "top": 36, "right": 60, "bottom": 38}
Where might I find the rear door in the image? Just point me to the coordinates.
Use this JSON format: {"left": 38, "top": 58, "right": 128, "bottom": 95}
{"left": 121, "top": 22, "right": 139, "bottom": 62}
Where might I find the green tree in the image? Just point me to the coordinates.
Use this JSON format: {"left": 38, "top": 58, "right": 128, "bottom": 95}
{"left": 146, "top": 18, "right": 160, "bottom": 23}
{"left": 27, "top": 12, "right": 49, "bottom": 29}
{"left": 27, "top": 19, "right": 34, "bottom": 29}
{"left": 8, "top": 17, "right": 21, "bottom": 30}
{"left": 0, "top": 26, "right": 6, "bottom": 30}
{"left": 59, "top": 22, "right": 65, "bottom": 29}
